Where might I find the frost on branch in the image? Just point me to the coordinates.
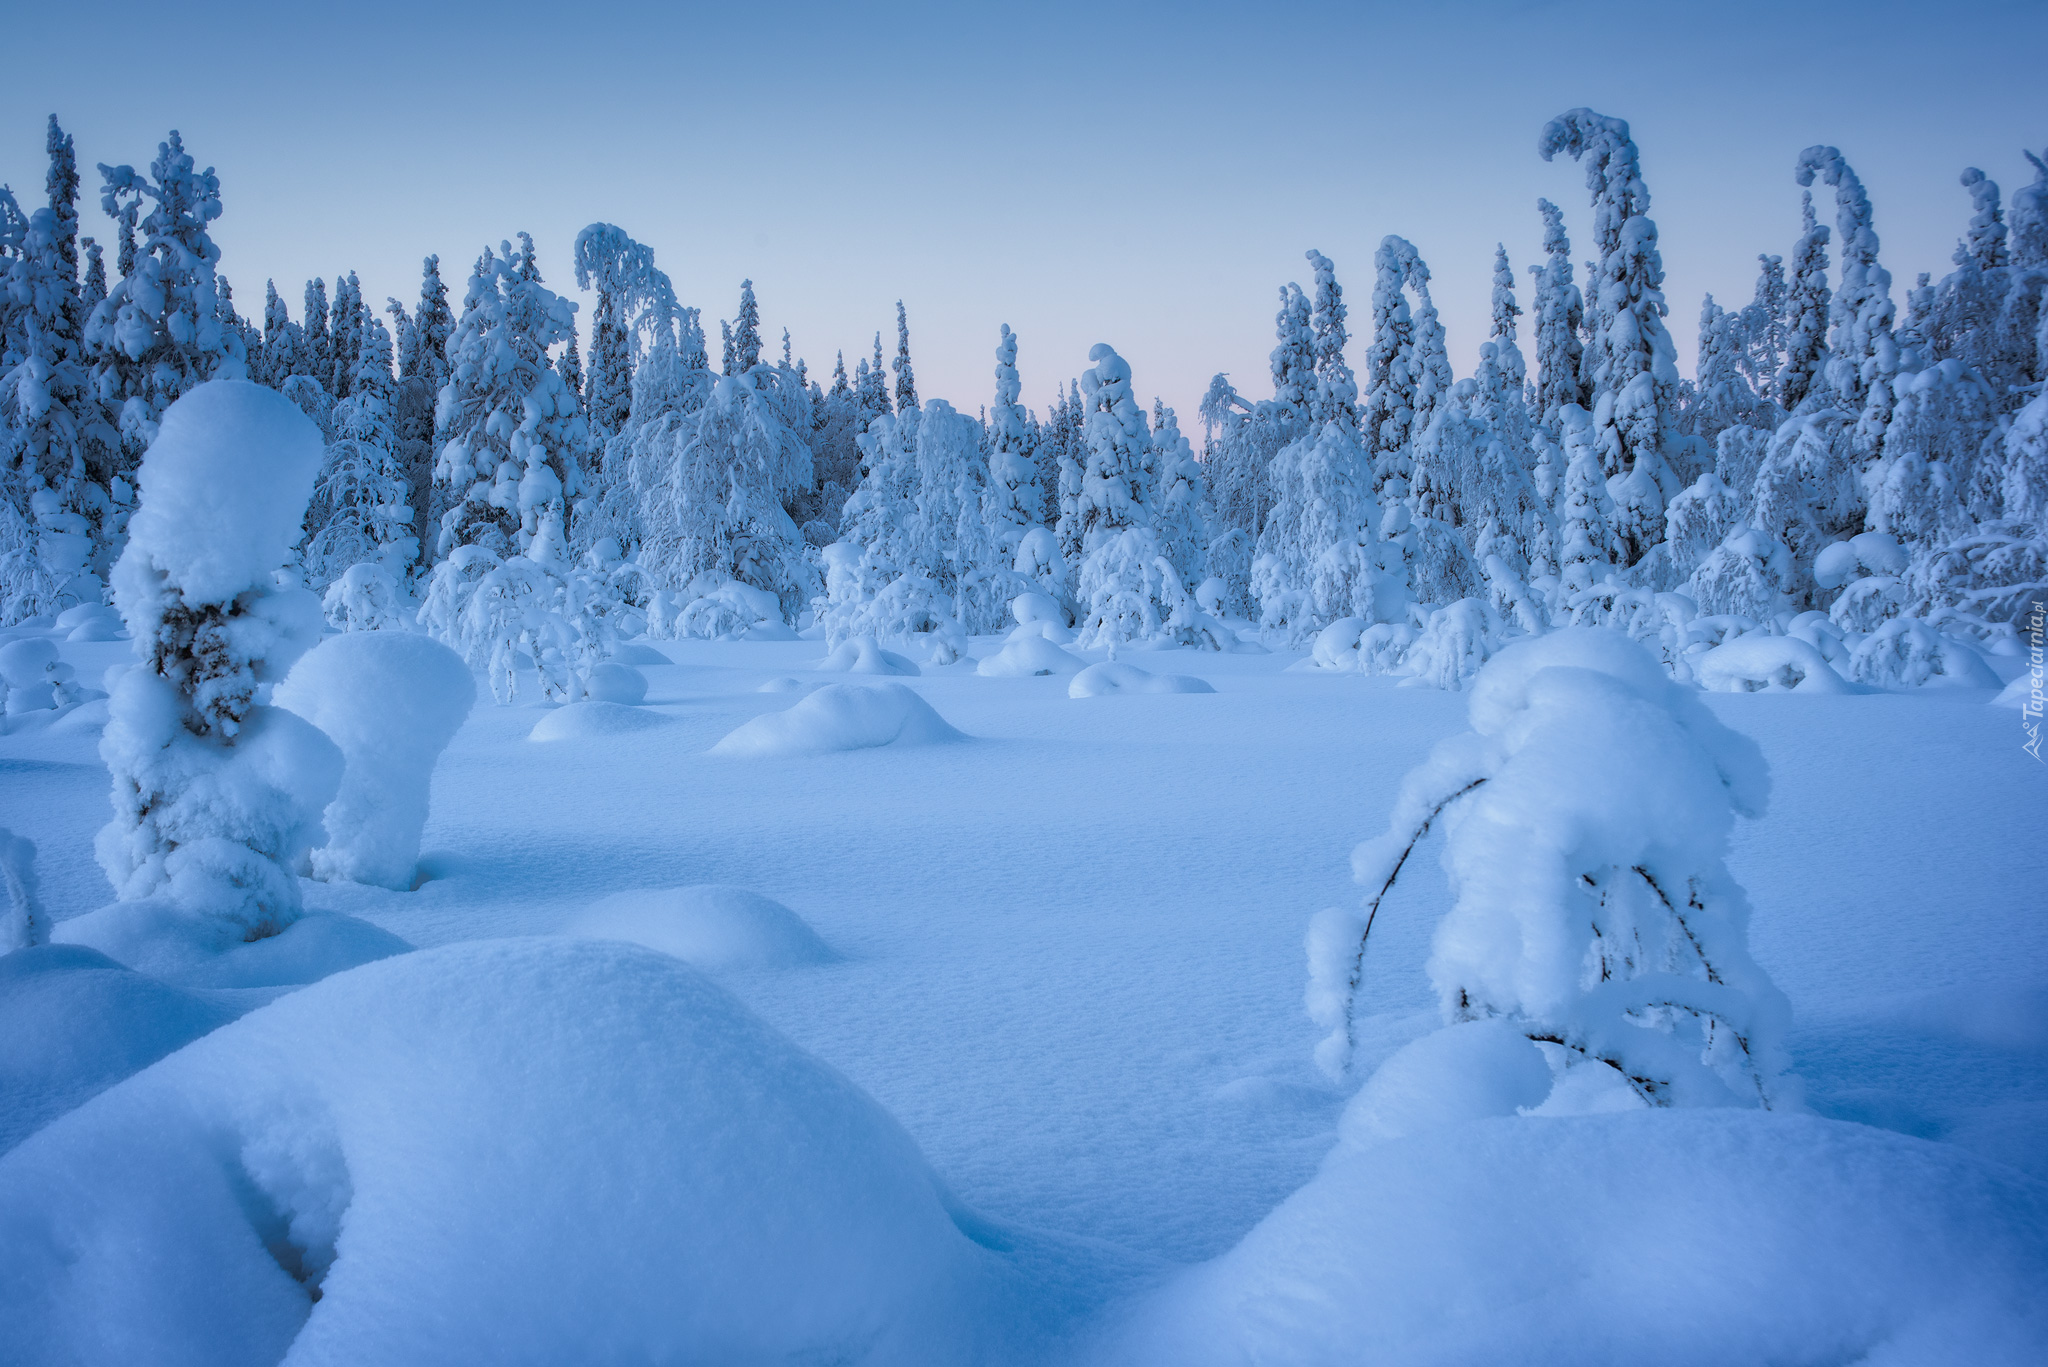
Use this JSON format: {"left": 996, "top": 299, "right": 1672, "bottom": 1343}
{"left": 1308, "top": 628, "right": 1791, "bottom": 1112}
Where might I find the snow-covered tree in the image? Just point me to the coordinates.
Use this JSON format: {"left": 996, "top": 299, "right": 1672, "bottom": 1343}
{"left": 730, "top": 279, "right": 762, "bottom": 375}
{"left": 893, "top": 300, "right": 917, "bottom": 411}
{"left": 984, "top": 324, "right": 1040, "bottom": 563}
{"left": 1796, "top": 145, "right": 1897, "bottom": 438}
{"left": 1778, "top": 193, "right": 1833, "bottom": 413}
{"left": 1362, "top": 236, "right": 1452, "bottom": 500}
{"left": 330, "top": 271, "right": 365, "bottom": 399}
{"left": 303, "top": 277, "right": 332, "bottom": 393}
{"left": 412, "top": 255, "right": 454, "bottom": 393}
{"left": 1738, "top": 252, "right": 1788, "bottom": 406}
{"left": 432, "top": 237, "right": 587, "bottom": 563}
{"left": 303, "top": 317, "right": 417, "bottom": 590}
{"left": 1308, "top": 629, "right": 1791, "bottom": 1111}
{"left": 1151, "top": 401, "right": 1208, "bottom": 590}
{"left": 94, "top": 381, "right": 340, "bottom": 945}
{"left": 1527, "top": 198, "right": 1588, "bottom": 437}
{"left": 87, "top": 131, "right": 244, "bottom": 464}
{"left": 258, "top": 280, "right": 303, "bottom": 388}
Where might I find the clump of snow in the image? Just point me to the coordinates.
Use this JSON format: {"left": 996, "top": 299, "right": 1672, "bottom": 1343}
{"left": 0, "top": 637, "right": 79, "bottom": 716}
{"left": 815, "top": 635, "right": 921, "bottom": 676}
{"left": 1096, "top": 1110, "right": 2048, "bottom": 1366}
{"left": 528, "top": 700, "right": 672, "bottom": 742}
{"left": 1696, "top": 634, "right": 1851, "bottom": 694}
{"left": 976, "top": 634, "right": 1085, "bottom": 678}
{"left": 1339, "top": 1018, "right": 1554, "bottom": 1144}
{"left": 610, "top": 642, "right": 670, "bottom": 667}
{"left": 757, "top": 676, "right": 809, "bottom": 693}
{"left": 52, "top": 904, "right": 410, "bottom": 987}
{"left": 56, "top": 603, "right": 124, "bottom": 642}
{"left": 711, "top": 683, "right": 964, "bottom": 757}
{"left": 581, "top": 661, "right": 648, "bottom": 705}
{"left": 1310, "top": 628, "right": 1790, "bottom": 1110}
{"left": 569, "top": 886, "right": 836, "bottom": 971}
{"left": 1012, "top": 590, "right": 1068, "bottom": 628}
{"left": 0, "top": 944, "right": 237, "bottom": 1155}
{"left": 274, "top": 632, "right": 477, "bottom": 890}
{"left": 0, "top": 939, "right": 1031, "bottom": 1364}
{"left": 95, "top": 381, "right": 340, "bottom": 945}
{"left": 1068, "top": 662, "right": 1217, "bottom": 698}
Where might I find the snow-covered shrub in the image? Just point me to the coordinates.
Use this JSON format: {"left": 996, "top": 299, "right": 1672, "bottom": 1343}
{"left": 1685, "top": 526, "right": 1795, "bottom": 621}
{"left": 0, "top": 637, "right": 83, "bottom": 717}
{"left": 1695, "top": 634, "right": 1850, "bottom": 693}
{"left": 1309, "top": 629, "right": 1791, "bottom": 1111}
{"left": 975, "top": 632, "right": 1084, "bottom": 678}
{"left": 1846, "top": 619, "right": 2002, "bottom": 690}
{"left": 320, "top": 561, "right": 404, "bottom": 632}
{"left": 418, "top": 546, "right": 617, "bottom": 704}
{"left": 1397, "top": 598, "right": 1505, "bottom": 691}
{"left": 815, "top": 544, "right": 963, "bottom": 659}
{"left": 1204, "top": 529, "right": 1255, "bottom": 620}
{"left": 673, "top": 579, "right": 784, "bottom": 641}
{"left": 91, "top": 382, "right": 344, "bottom": 945}
{"left": 274, "top": 632, "right": 476, "bottom": 890}
{"left": 1075, "top": 526, "right": 1193, "bottom": 650}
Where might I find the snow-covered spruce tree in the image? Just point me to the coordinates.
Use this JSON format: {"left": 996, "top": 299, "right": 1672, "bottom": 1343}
{"left": 303, "top": 315, "right": 417, "bottom": 591}
{"left": 1307, "top": 249, "right": 1358, "bottom": 431}
{"left": 1738, "top": 252, "right": 1788, "bottom": 408}
{"left": 1556, "top": 405, "right": 1619, "bottom": 594}
{"left": 1777, "top": 193, "right": 1833, "bottom": 414}
{"left": 93, "top": 381, "right": 341, "bottom": 946}
{"left": 730, "top": 279, "right": 762, "bottom": 375}
{"left": 388, "top": 297, "right": 419, "bottom": 381}
{"left": 1362, "top": 236, "right": 1451, "bottom": 501}
{"left": 893, "top": 300, "right": 917, "bottom": 411}
{"left": 584, "top": 269, "right": 633, "bottom": 442}
{"left": 1527, "top": 198, "right": 1588, "bottom": 438}
{"left": 412, "top": 255, "right": 454, "bottom": 393}
{"left": 1683, "top": 296, "right": 1768, "bottom": 445}
{"left": 558, "top": 331, "right": 584, "bottom": 409}
{"left": 809, "top": 352, "right": 862, "bottom": 522}
{"left": 2, "top": 120, "right": 116, "bottom": 621}
{"left": 1151, "top": 400, "right": 1208, "bottom": 593}
{"left": 913, "top": 397, "right": 1010, "bottom": 633}
{"left": 856, "top": 332, "right": 892, "bottom": 424}
{"left": 1796, "top": 145, "right": 1898, "bottom": 448}
{"left": 302, "top": 277, "right": 332, "bottom": 392}
{"left": 1539, "top": 108, "right": 1684, "bottom": 567}
{"left": 635, "top": 364, "right": 815, "bottom": 628}
{"left": 1074, "top": 343, "right": 1200, "bottom": 648}
{"left": 329, "top": 271, "right": 365, "bottom": 400}
{"left": 86, "top": 132, "right": 244, "bottom": 469}
{"left": 984, "top": 324, "right": 1041, "bottom": 566}
{"left": 432, "top": 237, "right": 587, "bottom": 562}
{"left": 259, "top": 280, "right": 304, "bottom": 388}
{"left": 1272, "top": 281, "right": 1315, "bottom": 426}
{"left": 588, "top": 277, "right": 711, "bottom": 568}
{"left": 1992, "top": 149, "right": 2048, "bottom": 405}
{"left": 1307, "top": 629, "right": 1791, "bottom": 1111}
{"left": 1925, "top": 168, "right": 2012, "bottom": 388}
{"left": 1046, "top": 381, "right": 1086, "bottom": 582}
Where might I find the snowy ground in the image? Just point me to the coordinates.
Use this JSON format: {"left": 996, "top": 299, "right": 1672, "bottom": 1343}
{"left": 3, "top": 624, "right": 2045, "bottom": 1359}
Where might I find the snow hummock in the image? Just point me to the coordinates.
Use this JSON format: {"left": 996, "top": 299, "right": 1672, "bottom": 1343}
{"left": 274, "top": 632, "right": 477, "bottom": 890}
{"left": 609, "top": 643, "right": 671, "bottom": 668}
{"left": 52, "top": 905, "right": 412, "bottom": 988}
{"left": 568, "top": 885, "right": 836, "bottom": 971}
{"left": 976, "top": 633, "right": 1086, "bottom": 678}
{"left": 1068, "top": 662, "right": 1218, "bottom": 698}
{"left": 1339, "top": 1018, "right": 1554, "bottom": 1143}
{"left": 0, "top": 939, "right": 1054, "bottom": 1365}
{"left": 528, "top": 700, "right": 672, "bottom": 741}
{"left": 1092, "top": 1110, "right": 2048, "bottom": 1366}
{"left": 712, "top": 683, "right": 965, "bottom": 757}
{"left": 815, "top": 635, "right": 921, "bottom": 676}
{"left": 581, "top": 661, "right": 648, "bottom": 704}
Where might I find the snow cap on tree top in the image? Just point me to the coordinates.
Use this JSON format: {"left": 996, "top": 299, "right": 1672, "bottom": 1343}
{"left": 120, "top": 380, "right": 325, "bottom": 606}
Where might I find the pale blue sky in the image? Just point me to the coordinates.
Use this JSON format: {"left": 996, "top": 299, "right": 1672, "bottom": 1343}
{"left": 3, "top": 0, "right": 2042, "bottom": 425}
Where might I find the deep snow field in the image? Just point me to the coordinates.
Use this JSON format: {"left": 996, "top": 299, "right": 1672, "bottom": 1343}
{"left": 3, "top": 620, "right": 2046, "bottom": 1364}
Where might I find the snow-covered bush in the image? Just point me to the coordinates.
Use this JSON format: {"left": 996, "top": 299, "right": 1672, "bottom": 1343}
{"left": 274, "top": 632, "right": 476, "bottom": 890}
{"left": 418, "top": 546, "right": 618, "bottom": 704}
{"left": 673, "top": 578, "right": 785, "bottom": 641}
{"left": 90, "top": 382, "right": 343, "bottom": 946}
{"left": 1397, "top": 598, "right": 1506, "bottom": 691}
{"left": 1695, "top": 634, "right": 1850, "bottom": 693}
{"left": 1846, "top": 618, "right": 2001, "bottom": 689}
{"left": 0, "top": 637, "right": 85, "bottom": 718}
{"left": 320, "top": 561, "right": 404, "bottom": 631}
{"left": 1309, "top": 629, "right": 1791, "bottom": 1111}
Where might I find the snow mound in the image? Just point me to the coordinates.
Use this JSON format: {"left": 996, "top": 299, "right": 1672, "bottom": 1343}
{"left": 52, "top": 906, "right": 411, "bottom": 988}
{"left": 1068, "top": 662, "right": 1217, "bottom": 698}
{"left": 610, "top": 642, "right": 670, "bottom": 667}
{"left": 568, "top": 886, "right": 836, "bottom": 971}
{"left": 1849, "top": 619, "right": 2002, "bottom": 690}
{"left": 58, "top": 603, "right": 124, "bottom": 642}
{"left": 1339, "top": 1019, "right": 1553, "bottom": 1143}
{"left": 1993, "top": 672, "right": 2041, "bottom": 710}
{"left": 711, "top": 683, "right": 965, "bottom": 757}
{"left": 815, "top": 635, "right": 921, "bottom": 676}
{"left": 527, "top": 700, "right": 671, "bottom": 742}
{"left": 0, "top": 944, "right": 237, "bottom": 1157}
{"left": 977, "top": 634, "right": 1085, "bottom": 678}
{"left": 1012, "top": 591, "right": 1068, "bottom": 628}
{"left": 757, "top": 676, "right": 809, "bottom": 693}
{"left": 275, "top": 632, "right": 476, "bottom": 890}
{"left": 0, "top": 939, "right": 1023, "bottom": 1365}
{"left": 1097, "top": 1110, "right": 2048, "bottom": 1366}
{"left": 581, "top": 662, "right": 648, "bottom": 705}
{"left": 1696, "top": 633, "right": 1851, "bottom": 693}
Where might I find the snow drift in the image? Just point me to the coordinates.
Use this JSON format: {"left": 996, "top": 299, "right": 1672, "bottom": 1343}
{"left": 1068, "top": 662, "right": 1217, "bottom": 698}
{"left": 711, "top": 683, "right": 964, "bottom": 757}
{"left": 568, "top": 885, "right": 835, "bottom": 971}
{"left": 0, "top": 939, "right": 1044, "bottom": 1366}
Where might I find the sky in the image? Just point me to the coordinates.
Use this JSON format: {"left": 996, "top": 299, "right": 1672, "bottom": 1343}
{"left": 3, "top": 0, "right": 2043, "bottom": 428}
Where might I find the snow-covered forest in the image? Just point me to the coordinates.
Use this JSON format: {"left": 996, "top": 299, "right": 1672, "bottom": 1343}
{"left": 1, "top": 98, "right": 2045, "bottom": 1366}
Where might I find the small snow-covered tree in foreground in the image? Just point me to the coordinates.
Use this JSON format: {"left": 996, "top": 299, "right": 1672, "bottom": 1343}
{"left": 91, "top": 381, "right": 341, "bottom": 947}
{"left": 1308, "top": 628, "right": 1792, "bottom": 1111}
